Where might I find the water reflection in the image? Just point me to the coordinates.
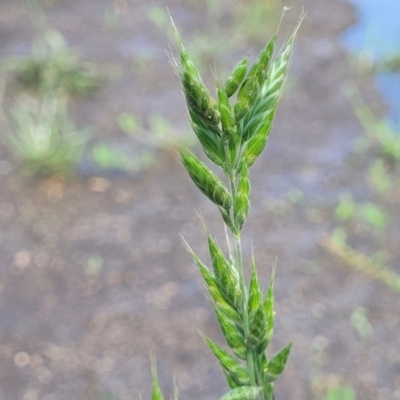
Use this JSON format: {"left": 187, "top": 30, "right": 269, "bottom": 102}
{"left": 342, "top": 0, "right": 400, "bottom": 126}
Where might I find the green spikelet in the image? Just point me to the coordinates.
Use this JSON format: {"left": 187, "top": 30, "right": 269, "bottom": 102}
{"left": 234, "top": 77, "right": 260, "bottom": 122}
{"left": 234, "top": 162, "right": 251, "bottom": 230}
{"left": 207, "top": 232, "right": 242, "bottom": 310}
{"left": 215, "top": 307, "right": 247, "bottom": 360}
{"left": 264, "top": 343, "right": 293, "bottom": 383}
{"left": 247, "top": 305, "right": 267, "bottom": 347}
{"left": 205, "top": 338, "right": 251, "bottom": 388}
{"left": 264, "top": 266, "right": 276, "bottom": 342}
{"left": 151, "top": 357, "right": 164, "bottom": 400}
{"left": 220, "top": 386, "right": 262, "bottom": 400}
{"left": 185, "top": 75, "right": 221, "bottom": 126}
{"left": 247, "top": 36, "right": 276, "bottom": 86}
{"left": 180, "top": 148, "right": 232, "bottom": 210}
{"left": 241, "top": 20, "right": 301, "bottom": 169}
{"left": 184, "top": 241, "right": 241, "bottom": 323}
{"left": 171, "top": 20, "right": 220, "bottom": 127}
{"left": 256, "top": 266, "right": 276, "bottom": 353}
{"left": 248, "top": 254, "right": 262, "bottom": 319}
{"left": 225, "top": 56, "right": 248, "bottom": 97}
{"left": 217, "top": 83, "right": 236, "bottom": 138}
{"left": 190, "top": 120, "right": 225, "bottom": 167}
{"left": 244, "top": 111, "right": 274, "bottom": 167}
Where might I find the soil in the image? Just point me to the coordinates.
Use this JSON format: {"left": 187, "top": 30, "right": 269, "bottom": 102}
{"left": 0, "top": 0, "right": 399, "bottom": 400}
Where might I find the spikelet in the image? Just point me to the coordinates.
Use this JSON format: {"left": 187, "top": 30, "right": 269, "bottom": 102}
{"left": 220, "top": 386, "right": 262, "bottom": 400}
{"left": 234, "top": 76, "right": 260, "bottom": 122}
{"left": 264, "top": 343, "right": 293, "bottom": 383}
{"left": 217, "top": 83, "right": 236, "bottom": 138}
{"left": 171, "top": 18, "right": 220, "bottom": 127}
{"left": 207, "top": 232, "right": 242, "bottom": 310}
{"left": 180, "top": 147, "right": 232, "bottom": 210}
{"left": 234, "top": 162, "right": 251, "bottom": 230}
{"left": 225, "top": 56, "right": 248, "bottom": 97}
{"left": 205, "top": 338, "right": 251, "bottom": 387}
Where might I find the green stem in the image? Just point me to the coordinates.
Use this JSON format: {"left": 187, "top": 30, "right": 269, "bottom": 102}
{"left": 234, "top": 234, "right": 257, "bottom": 388}
{"left": 223, "top": 139, "right": 258, "bottom": 390}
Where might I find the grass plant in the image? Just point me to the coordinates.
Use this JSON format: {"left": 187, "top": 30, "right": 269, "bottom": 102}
{"left": 347, "top": 88, "right": 400, "bottom": 162}
{"left": 2, "top": 91, "right": 88, "bottom": 177}
{"left": 4, "top": 28, "right": 103, "bottom": 96}
{"left": 91, "top": 142, "right": 154, "bottom": 174}
{"left": 151, "top": 11, "right": 303, "bottom": 400}
{"left": 321, "top": 231, "right": 400, "bottom": 293}
{"left": 324, "top": 385, "right": 356, "bottom": 400}
{"left": 325, "top": 85, "right": 400, "bottom": 293}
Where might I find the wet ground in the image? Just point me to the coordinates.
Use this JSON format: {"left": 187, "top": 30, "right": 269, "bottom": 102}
{"left": 0, "top": 0, "right": 400, "bottom": 399}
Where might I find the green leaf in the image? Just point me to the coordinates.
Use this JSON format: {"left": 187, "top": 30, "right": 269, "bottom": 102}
{"left": 359, "top": 203, "right": 388, "bottom": 229}
{"left": 180, "top": 147, "right": 232, "bottom": 210}
{"left": 325, "top": 385, "right": 356, "bottom": 400}
{"left": 215, "top": 307, "right": 247, "bottom": 360}
{"left": 205, "top": 337, "right": 250, "bottom": 388}
{"left": 220, "top": 386, "right": 262, "bottom": 400}
{"left": 151, "top": 358, "right": 164, "bottom": 400}
{"left": 207, "top": 233, "right": 242, "bottom": 310}
{"left": 335, "top": 194, "right": 356, "bottom": 222}
{"left": 264, "top": 342, "right": 292, "bottom": 383}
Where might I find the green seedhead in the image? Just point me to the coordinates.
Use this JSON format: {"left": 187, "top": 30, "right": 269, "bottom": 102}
{"left": 152, "top": 11, "right": 303, "bottom": 400}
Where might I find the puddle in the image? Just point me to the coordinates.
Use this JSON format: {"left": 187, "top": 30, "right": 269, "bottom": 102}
{"left": 342, "top": 0, "right": 400, "bottom": 126}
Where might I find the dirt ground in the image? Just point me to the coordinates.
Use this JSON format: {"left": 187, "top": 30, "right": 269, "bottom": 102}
{"left": 0, "top": 0, "right": 400, "bottom": 399}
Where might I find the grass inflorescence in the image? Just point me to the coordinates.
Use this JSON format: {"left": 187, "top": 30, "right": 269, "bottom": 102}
{"left": 152, "top": 11, "right": 303, "bottom": 400}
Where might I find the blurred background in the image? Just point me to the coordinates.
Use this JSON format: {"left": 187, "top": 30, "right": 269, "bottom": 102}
{"left": 0, "top": 0, "right": 399, "bottom": 399}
